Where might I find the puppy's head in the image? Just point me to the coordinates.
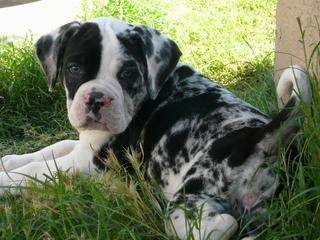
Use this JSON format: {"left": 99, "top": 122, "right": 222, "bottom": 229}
{"left": 35, "top": 17, "right": 181, "bottom": 134}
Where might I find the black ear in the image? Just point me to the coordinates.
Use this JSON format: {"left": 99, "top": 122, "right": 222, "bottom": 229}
{"left": 35, "top": 21, "right": 80, "bottom": 91}
{"left": 133, "top": 26, "right": 182, "bottom": 99}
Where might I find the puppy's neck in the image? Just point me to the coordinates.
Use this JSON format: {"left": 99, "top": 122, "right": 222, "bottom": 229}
{"left": 78, "top": 130, "right": 112, "bottom": 151}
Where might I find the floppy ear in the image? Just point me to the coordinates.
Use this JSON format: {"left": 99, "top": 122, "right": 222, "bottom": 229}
{"left": 133, "top": 26, "right": 182, "bottom": 99}
{"left": 35, "top": 21, "right": 80, "bottom": 91}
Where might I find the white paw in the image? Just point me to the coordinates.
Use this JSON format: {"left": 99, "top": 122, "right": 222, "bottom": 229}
{"left": 0, "top": 170, "right": 26, "bottom": 195}
{"left": 206, "top": 213, "right": 238, "bottom": 240}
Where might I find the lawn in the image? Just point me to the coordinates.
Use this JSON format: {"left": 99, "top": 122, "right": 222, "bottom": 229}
{"left": 0, "top": 0, "right": 320, "bottom": 239}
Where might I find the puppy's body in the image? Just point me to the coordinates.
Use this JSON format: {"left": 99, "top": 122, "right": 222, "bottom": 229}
{"left": 95, "top": 64, "right": 271, "bottom": 202}
{"left": 1, "top": 18, "right": 310, "bottom": 239}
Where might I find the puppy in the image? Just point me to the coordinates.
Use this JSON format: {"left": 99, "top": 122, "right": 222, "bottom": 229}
{"left": 1, "top": 18, "right": 311, "bottom": 239}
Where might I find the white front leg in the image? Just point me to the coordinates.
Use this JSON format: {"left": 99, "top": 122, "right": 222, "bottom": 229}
{"left": 0, "top": 130, "right": 112, "bottom": 195}
{"left": 1, "top": 140, "right": 78, "bottom": 171}
{"left": 0, "top": 141, "right": 95, "bottom": 195}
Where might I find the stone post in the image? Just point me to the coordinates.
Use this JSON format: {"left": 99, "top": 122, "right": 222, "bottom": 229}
{"left": 275, "top": 0, "right": 320, "bottom": 81}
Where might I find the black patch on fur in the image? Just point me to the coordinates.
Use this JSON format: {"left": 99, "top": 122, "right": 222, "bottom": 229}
{"left": 63, "top": 22, "right": 102, "bottom": 99}
{"left": 155, "top": 55, "right": 161, "bottom": 63}
{"left": 265, "top": 98, "right": 297, "bottom": 132}
{"left": 209, "top": 127, "right": 264, "bottom": 167}
{"left": 181, "top": 177, "right": 204, "bottom": 194}
{"left": 210, "top": 98, "right": 299, "bottom": 167}
{"left": 194, "top": 123, "right": 209, "bottom": 138}
{"left": 174, "top": 65, "right": 196, "bottom": 80}
{"left": 221, "top": 182, "right": 230, "bottom": 193}
{"left": 212, "top": 169, "right": 220, "bottom": 180}
{"left": 117, "top": 34, "right": 147, "bottom": 66}
{"left": 201, "top": 161, "right": 210, "bottom": 168}
{"left": 35, "top": 35, "right": 53, "bottom": 62}
{"left": 159, "top": 41, "right": 170, "bottom": 59}
{"left": 181, "top": 148, "right": 189, "bottom": 163}
{"left": 166, "top": 129, "right": 189, "bottom": 167}
{"left": 133, "top": 26, "right": 154, "bottom": 57}
{"left": 185, "top": 167, "right": 197, "bottom": 178}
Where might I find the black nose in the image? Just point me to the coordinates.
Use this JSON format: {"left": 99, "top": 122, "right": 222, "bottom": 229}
{"left": 88, "top": 91, "right": 104, "bottom": 104}
{"left": 86, "top": 91, "right": 105, "bottom": 113}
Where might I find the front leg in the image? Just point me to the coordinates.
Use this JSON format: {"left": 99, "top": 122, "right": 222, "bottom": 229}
{"left": 1, "top": 140, "right": 78, "bottom": 171}
{"left": 0, "top": 142, "right": 94, "bottom": 195}
{"left": 0, "top": 130, "right": 113, "bottom": 195}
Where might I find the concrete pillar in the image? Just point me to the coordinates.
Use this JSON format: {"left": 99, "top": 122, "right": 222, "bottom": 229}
{"left": 274, "top": 0, "right": 320, "bottom": 82}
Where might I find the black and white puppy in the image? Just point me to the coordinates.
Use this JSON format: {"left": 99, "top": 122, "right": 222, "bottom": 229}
{"left": 0, "top": 18, "right": 310, "bottom": 239}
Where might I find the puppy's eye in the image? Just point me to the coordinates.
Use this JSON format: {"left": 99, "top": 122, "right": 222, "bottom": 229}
{"left": 120, "top": 66, "right": 139, "bottom": 80}
{"left": 67, "top": 63, "right": 81, "bottom": 75}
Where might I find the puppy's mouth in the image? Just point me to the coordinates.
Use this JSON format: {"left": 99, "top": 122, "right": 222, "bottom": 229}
{"left": 87, "top": 111, "right": 101, "bottom": 121}
{"left": 82, "top": 106, "right": 129, "bottom": 134}
{"left": 79, "top": 115, "right": 109, "bottom": 132}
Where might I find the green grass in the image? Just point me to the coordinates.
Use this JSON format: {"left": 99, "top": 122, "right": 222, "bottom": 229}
{"left": 83, "top": 0, "right": 276, "bottom": 89}
{"left": 0, "top": 39, "right": 76, "bottom": 156}
{"left": 0, "top": 152, "right": 169, "bottom": 239}
{"left": 1, "top": 0, "right": 320, "bottom": 239}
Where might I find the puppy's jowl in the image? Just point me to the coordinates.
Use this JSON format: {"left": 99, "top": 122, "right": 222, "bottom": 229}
{"left": 1, "top": 18, "right": 310, "bottom": 239}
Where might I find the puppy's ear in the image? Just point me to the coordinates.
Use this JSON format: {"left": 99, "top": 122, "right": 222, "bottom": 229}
{"left": 35, "top": 21, "right": 80, "bottom": 91}
{"left": 133, "top": 26, "right": 182, "bottom": 99}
